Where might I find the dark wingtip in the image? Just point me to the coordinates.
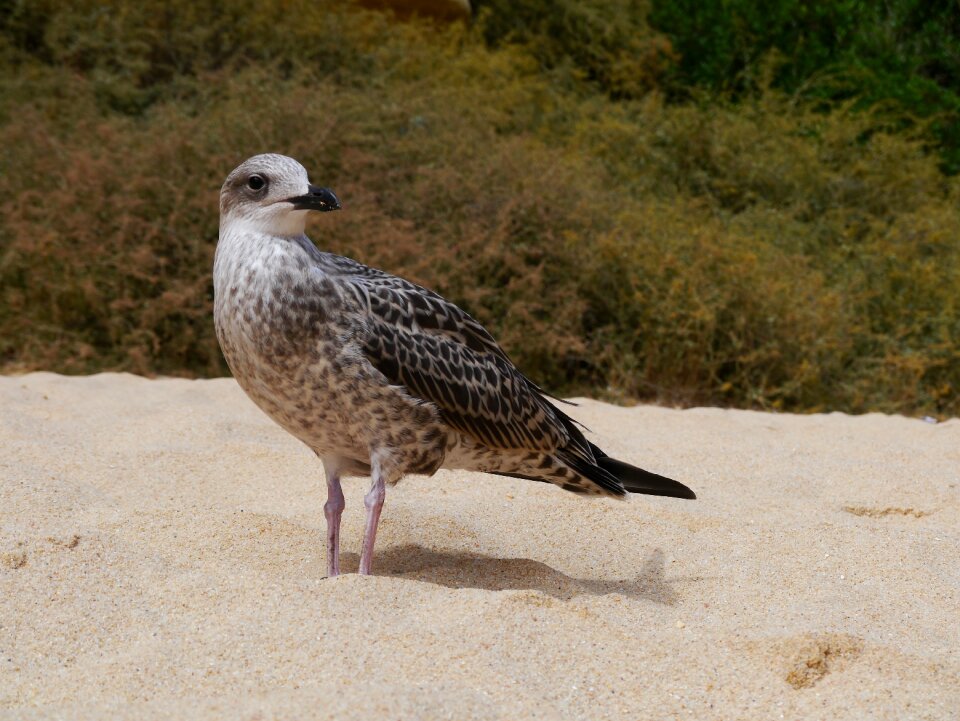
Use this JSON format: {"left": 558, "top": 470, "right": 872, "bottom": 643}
{"left": 596, "top": 456, "right": 697, "bottom": 500}
{"left": 638, "top": 481, "right": 697, "bottom": 500}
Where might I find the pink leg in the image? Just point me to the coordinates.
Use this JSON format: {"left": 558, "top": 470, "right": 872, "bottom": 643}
{"left": 322, "top": 462, "right": 345, "bottom": 577}
{"left": 359, "top": 472, "right": 385, "bottom": 575}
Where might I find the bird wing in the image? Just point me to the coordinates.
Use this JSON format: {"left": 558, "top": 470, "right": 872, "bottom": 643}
{"left": 339, "top": 267, "right": 592, "bottom": 457}
{"left": 319, "top": 251, "right": 572, "bottom": 403}
{"left": 319, "top": 253, "right": 690, "bottom": 500}
{"left": 325, "top": 253, "right": 513, "bottom": 358}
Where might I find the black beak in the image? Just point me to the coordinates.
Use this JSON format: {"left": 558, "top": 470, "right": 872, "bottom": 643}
{"left": 287, "top": 184, "right": 341, "bottom": 212}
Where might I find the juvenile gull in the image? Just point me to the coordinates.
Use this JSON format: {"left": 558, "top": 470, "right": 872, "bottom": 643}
{"left": 214, "top": 153, "right": 696, "bottom": 576}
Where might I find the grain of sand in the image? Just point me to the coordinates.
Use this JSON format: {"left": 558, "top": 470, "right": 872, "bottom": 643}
{"left": 1, "top": 373, "right": 958, "bottom": 719}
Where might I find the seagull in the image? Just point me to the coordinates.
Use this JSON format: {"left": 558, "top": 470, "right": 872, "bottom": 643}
{"left": 214, "top": 154, "right": 696, "bottom": 576}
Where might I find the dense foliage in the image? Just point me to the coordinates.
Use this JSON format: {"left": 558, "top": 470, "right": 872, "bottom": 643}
{"left": 478, "top": 0, "right": 960, "bottom": 172}
{"left": 1, "top": 0, "right": 958, "bottom": 416}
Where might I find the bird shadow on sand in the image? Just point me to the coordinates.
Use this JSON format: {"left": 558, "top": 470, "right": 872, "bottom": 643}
{"left": 339, "top": 546, "right": 688, "bottom": 604}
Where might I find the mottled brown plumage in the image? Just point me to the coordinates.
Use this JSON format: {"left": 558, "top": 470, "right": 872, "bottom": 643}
{"left": 214, "top": 154, "right": 695, "bottom": 576}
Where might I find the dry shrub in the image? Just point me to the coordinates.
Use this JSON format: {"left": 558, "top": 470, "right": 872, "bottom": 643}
{"left": 1, "top": 2, "right": 958, "bottom": 416}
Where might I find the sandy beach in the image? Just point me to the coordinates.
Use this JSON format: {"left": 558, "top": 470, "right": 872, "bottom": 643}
{"left": 1, "top": 372, "right": 958, "bottom": 719}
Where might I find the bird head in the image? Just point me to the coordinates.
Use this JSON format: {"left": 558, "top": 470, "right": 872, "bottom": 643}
{"left": 219, "top": 154, "right": 341, "bottom": 236}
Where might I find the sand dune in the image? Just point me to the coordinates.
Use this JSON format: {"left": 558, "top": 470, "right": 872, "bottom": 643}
{"left": 1, "top": 373, "right": 958, "bottom": 719}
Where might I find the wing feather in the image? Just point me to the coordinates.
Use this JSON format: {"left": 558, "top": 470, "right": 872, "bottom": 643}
{"left": 314, "top": 251, "right": 694, "bottom": 500}
{"left": 363, "top": 319, "right": 572, "bottom": 453}
{"left": 320, "top": 251, "right": 574, "bottom": 403}
{"left": 321, "top": 253, "right": 593, "bottom": 459}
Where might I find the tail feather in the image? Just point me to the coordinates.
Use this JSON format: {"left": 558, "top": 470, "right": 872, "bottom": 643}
{"left": 595, "top": 456, "right": 696, "bottom": 499}
{"left": 559, "top": 451, "right": 627, "bottom": 496}
{"left": 490, "top": 445, "right": 696, "bottom": 500}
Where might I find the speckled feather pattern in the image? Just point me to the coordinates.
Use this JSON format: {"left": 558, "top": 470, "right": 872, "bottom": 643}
{"left": 214, "top": 227, "right": 613, "bottom": 495}
{"left": 214, "top": 154, "right": 694, "bottom": 577}
{"left": 212, "top": 154, "right": 713, "bottom": 514}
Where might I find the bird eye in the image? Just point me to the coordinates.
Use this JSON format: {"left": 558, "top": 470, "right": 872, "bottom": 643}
{"left": 247, "top": 175, "right": 266, "bottom": 191}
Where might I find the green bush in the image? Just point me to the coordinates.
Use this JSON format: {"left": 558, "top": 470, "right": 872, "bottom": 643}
{"left": 1, "top": 1, "right": 958, "bottom": 417}
{"left": 649, "top": 0, "right": 960, "bottom": 172}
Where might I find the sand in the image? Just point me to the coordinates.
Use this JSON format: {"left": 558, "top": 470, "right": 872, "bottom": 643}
{"left": 1, "top": 372, "right": 958, "bottom": 720}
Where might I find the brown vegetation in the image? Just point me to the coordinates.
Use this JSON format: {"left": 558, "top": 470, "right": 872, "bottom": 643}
{"left": 1, "top": 2, "right": 958, "bottom": 416}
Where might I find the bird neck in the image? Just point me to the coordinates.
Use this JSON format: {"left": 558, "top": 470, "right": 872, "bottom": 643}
{"left": 219, "top": 210, "right": 307, "bottom": 239}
